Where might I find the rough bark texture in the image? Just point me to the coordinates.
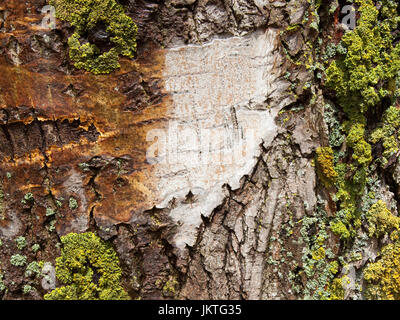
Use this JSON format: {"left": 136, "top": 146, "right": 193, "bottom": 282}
{"left": 0, "top": 0, "right": 399, "bottom": 300}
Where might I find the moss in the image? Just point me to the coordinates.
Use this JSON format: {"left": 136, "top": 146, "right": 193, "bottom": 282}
{"left": 44, "top": 232, "right": 130, "bottom": 300}
{"left": 15, "top": 236, "right": 27, "bottom": 250}
{"left": 49, "top": 0, "right": 138, "bottom": 74}
{"left": 10, "top": 254, "right": 27, "bottom": 267}
{"left": 364, "top": 241, "right": 400, "bottom": 299}
{"left": 367, "top": 200, "right": 400, "bottom": 237}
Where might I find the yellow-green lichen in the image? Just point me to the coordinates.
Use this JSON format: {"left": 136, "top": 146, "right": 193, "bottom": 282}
{"left": 367, "top": 200, "right": 400, "bottom": 238}
{"left": 370, "top": 106, "right": 400, "bottom": 167}
{"left": 316, "top": 147, "right": 338, "bottom": 187}
{"left": 49, "top": 0, "right": 138, "bottom": 74}
{"left": 364, "top": 241, "right": 400, "bottom": 299}
{"left": 325, "top": 0, "right": 400, "bottom": 241}
{"left": 44, "top": 232, "right": 130, "bottom": 300}
{"left": 328, "top": 275, "right": 350, "bottom": 300}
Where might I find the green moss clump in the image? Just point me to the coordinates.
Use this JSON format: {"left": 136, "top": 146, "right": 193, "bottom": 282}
{"left": 330, "top": 220, "right": 351, "bottom": 240}
{"left": 49, "top": 0, "right": 138, "bottom": 74}
{"left": 44, "top": 232, "right": 130, "bottom": 300}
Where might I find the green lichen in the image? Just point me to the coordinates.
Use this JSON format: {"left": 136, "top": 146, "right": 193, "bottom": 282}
{"left": 69, "top": 197, "right": 78, "bottom": 210}
{"left": 370, "top": 106, "right": 400, "bottom": 166}
{"left": 21, "top": 192, "right": 34, "bottom": 205}
{"left": 364, "top": 240, "right": 400, "bottom": 299}
{"left": 32, "top": 244, "right": 40, "bottom": 253}
{"left": 25, "top": 261, "right": 42, "bottom": 278}
{"left": 47, "top": 219, "right": 56, "bottom": 232}
{"left": 367, "top": 200, "right": 400, "bottom": 237}
{"left": 49, "top": 0, "right": 138, "bottom": 74}
{"left": 311, "top": 247, "right": 326, "bottom": 261}
{"left": 46, "top": 208, "right": 55, "bottom": 217}
{"left": 162, "top": 277, "right": 178, "bottom": 297}
{"left": 15, "top": 236, "right": 27, "bottom": 250}
{"left": 328, "top": 276, "right": 349, "bottom": 300}
{"left": 326, "top": 0, "right": 400, "bottom": 118}
{"left": 23, "top": 284, "right": 34, "bottom": 295}
{"left": 10, "top": 254, "right": 27, "bottom": 267}
{"left": 44, "top": 232, "right": 130, "bottom": 300}
{"left": 316, "top": 147, "right": 338, "bottom": 187}
{"left": 0, "top": 272, "right": 6, "bottom": 293}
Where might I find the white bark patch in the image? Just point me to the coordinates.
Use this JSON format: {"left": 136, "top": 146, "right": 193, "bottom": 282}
{"left": 150, "top": 29, "right": 283, "bottom": 250}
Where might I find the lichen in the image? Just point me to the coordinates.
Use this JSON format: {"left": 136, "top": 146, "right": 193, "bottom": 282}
{"left": 10, "top": 254, "right": 27, "bottom": 267}
{"left": 68, "top": 197, "right": 78, "bottom": 210}
{"left": 23, "top": 284, "right": 34, "bottom": 295}
{"left": 367, "top": 200, "right": 400, "bottom": 237}
{"left": 328, "top": 276, "right": 349, "bottom": 300}
{"left": 364, "top": 240, "right": 400, "bottom": 299}
{"left": 25, "top": 261, "right": 42, "bottom": 278}
{"left": 44, "top": 232, "right": 130, "bottom": 300}
{"left": 46, "top": 208, "right": 55, "bottom": 217}
{"left": 15, "top": 236, "right": 27, "bottom": 250}
{"left": 21, "top": 192, "right": 34, "bottom": 205}
{"left": 370, "top": 106, "right": 400, "bottom": 167}
{"left": 49, "top": 0, "right": 138, "bottom": 74}
{"left": 0, "top": 272, "right": 6, "bottom": 293}
{"left": 31, "top": 244, "right": 40, "bottom": 253}
{"left": 316, "top": 147, "right": 338, "bottom": 187}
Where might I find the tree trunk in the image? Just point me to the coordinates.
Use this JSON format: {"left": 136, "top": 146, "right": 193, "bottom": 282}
{"left": 0, "top": 0, "right": 399, "bottom": 300}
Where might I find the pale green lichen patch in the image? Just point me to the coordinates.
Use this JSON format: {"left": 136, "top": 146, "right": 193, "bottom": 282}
{"left": 10, "top": 254, "right": 27, "bottom": 267}
{"left": 15, "top": 236, "right": 27, "bottom": 250}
